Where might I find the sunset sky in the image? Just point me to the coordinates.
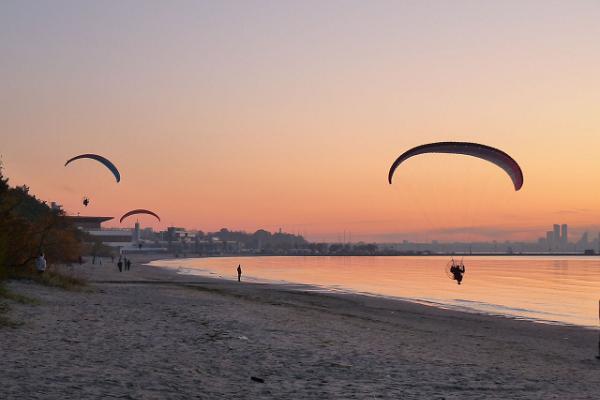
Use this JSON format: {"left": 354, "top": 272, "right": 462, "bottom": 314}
{"left": 2, "top": 1, "right": 599, "bottom": 242}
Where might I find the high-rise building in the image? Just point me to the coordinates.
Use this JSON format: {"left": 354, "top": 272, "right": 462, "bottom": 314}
{"left": 578, "top": 232, "right": 589, "bottom": 249}
{"left": 546, "top": 231, "right": 554, "bottom": 250}
{"left": 134, "top": 222, "right": 141, "bottom": 242}
{"left": 553, "top": 224, "right": 560, "bottom": 249}
{"left": 561, "top": 224, "right": 568, "bottom": 245}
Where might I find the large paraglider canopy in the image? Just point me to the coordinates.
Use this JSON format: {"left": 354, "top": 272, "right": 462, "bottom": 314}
{"left": 388, "top": 142, "right": 523, "bottom": 191}
{"left": 65, "top": 154, "right": 121, "bottom": 183}
{"left": 120, "top": 209, "right": 161, "bottom": 224}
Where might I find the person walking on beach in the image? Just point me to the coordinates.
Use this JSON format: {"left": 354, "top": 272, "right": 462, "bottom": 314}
{"left": 237, "top": 264, "right": 242, "bottom": 282}
{"left": 35, "top": 253, "right": 47, "bottom": 274}
{"left": 117, "top": 257, "right": 123, "bottom": 273}
{"left": 126, "top": 258, "right": 131, "bottom": 271}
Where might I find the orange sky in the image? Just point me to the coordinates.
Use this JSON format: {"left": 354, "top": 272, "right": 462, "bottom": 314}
{"left": 1, "top": 1, "right": 599, "bottom": 241}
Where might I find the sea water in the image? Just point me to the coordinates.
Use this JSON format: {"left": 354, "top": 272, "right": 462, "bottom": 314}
{"left": 149, "top": 256, "right": 600, "bottom": 328}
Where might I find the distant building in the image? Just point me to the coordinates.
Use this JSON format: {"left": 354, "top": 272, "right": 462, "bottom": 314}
{"left": 546, "top": 231, "right": 554, "bottom": 250}
{"left": 165, "top": 227, "right": 185, "bottom": 242}
{"left": 67, "top": 216, "right": 114, "bottom": 231}
{"left": 577, "top": 232, "right": 589, "bottom": 250}
{"left": 66, "top": 216, "right": 133, "bottom": 248}
{"left": 134, "top": 222, "right": 141, "bottom": 243}
{"left": 140, "top": 227, "right": 155, "bottom": 240}
{"left": 85, "top": 229, "right": 134, "bottom": 247}
{"left": 553, "top": 224, "right": 560, "bottom": 249}
{"left": 561, "top": 224, "right": 568, "bottom": 245}
{"left": 537, "top": 237, "right": 546, "bottom": 249}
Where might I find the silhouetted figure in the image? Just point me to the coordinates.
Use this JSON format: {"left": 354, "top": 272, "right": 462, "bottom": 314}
{"left": 237, "top": 264, "right": 242, "bottom": 282}
{"left": 126, "top": 259, "right": 131, "bottom": 271}
{"left": 83, "top": 197, "right": 90, "bottom": 207}
{"left": 450, "top": 261, "right": 465, "bottom": 285}
{"left": 35, "top": 253, "right": 47, "bottom": 274}
{"left": 117, "top": 258, "right": 123, "bottom": 272}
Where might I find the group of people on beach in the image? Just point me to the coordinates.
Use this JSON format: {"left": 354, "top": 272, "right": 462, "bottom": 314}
{"left": 117, "top": 257, "right": 131, "bottom": 272}
{"left": 73, "top": 254, "right": 132, "bottom": 273}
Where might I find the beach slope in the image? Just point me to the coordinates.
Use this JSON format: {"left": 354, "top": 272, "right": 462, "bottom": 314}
{"left": 1, "top": 257, "right": 599, "bottom": 399}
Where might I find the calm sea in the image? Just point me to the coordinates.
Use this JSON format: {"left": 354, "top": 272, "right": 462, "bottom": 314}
{"left": 149, "top": 256, "right": 600, "bottom": 328}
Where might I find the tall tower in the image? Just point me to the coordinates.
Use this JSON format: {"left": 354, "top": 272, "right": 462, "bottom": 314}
{"left": 553, "top": 224, "right": 560, "bottom": 250}
{"left": 546, "top": 231, "right": 554, "bottom": 252}
{"left": 561, "top": 224, "right": 568, "bottom": 246}
{"left": 134, "top": 222, "right": 141, "bottom": 243}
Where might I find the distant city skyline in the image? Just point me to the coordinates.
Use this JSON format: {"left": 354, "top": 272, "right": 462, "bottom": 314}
{"left": 2, "top": 1, "right": 600, "bottom": 241}
{"left": 120, "top": 219, "right": 600, "bottom": 247}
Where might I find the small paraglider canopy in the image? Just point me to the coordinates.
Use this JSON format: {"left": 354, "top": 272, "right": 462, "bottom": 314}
{"left": 119, "top": 209, "right": 160, "bottom": 224}
{"left": 388, "top": 142, "right": 523, "bottom": 191}
{"left": 82, "top": 196, "right": 90, "bottom": 207}
{"left": 65, "top": 154, "right": 121, "bottom": 183}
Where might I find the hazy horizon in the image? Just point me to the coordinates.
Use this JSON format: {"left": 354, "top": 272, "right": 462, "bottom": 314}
{"left": 2, "top": 1, "right": 599, "bottom": 242}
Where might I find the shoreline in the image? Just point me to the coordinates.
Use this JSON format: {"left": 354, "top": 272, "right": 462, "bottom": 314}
{"left": 2, "top": 255, "right": 600, "bottom": 398}
{"left": 149, "top": 256, "right": 600, "bottom": 330}
{"left": 150, "top": 253, "right": 600, "bottom": 258}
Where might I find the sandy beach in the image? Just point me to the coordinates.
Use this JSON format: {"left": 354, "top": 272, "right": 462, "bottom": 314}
{"left": 2, "top": 256, "right": 600, "bottom": 399}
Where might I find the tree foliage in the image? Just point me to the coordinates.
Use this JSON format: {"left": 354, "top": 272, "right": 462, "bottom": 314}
{"left": 0, "top": 166, "right": 82, "bottom": 278}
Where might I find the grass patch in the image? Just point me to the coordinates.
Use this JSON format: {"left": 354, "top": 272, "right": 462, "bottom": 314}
{"left": 31, "top": 270, "right": 87, "bottom": 290}
{"left": 0, "top": 284, "right": 40, "bottom": 304}
{"left": 7, "top": 265, "right": 87, "bottom": 291}
{"left": 0, "top": 302, "right": 19, "bottom": 328}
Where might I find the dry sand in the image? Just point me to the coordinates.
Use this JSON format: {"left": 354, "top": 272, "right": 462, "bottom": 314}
{"left": 2, "top": 255, "right": 600, "bottom": 399}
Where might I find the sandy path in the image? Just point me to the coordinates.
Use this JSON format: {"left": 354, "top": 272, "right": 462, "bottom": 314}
{"left": 1, "top": 257, "right": 600, "bottom": 399}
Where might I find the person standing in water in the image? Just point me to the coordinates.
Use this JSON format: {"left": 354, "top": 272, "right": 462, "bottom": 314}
{"left": 237, "top": 264, "right": 242, "bottom": 282}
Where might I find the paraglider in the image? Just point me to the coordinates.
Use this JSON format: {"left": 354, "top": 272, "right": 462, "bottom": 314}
{"left": 388, "top": 142, "right": 523, "bottom": 191}
{"left": 65, "top": 154, "right": 121, "bottom": 183}
{"left": 82, "top": 196, "right": 90, "bottom": 207}
{"left": 446, "top": 258, "right": 466, "bottom": 285}
{"left": 119, "top": 209, "right": 160, "bottom": 224}
{"left": 389, "top": 142, "right": 524, "bottom": 285}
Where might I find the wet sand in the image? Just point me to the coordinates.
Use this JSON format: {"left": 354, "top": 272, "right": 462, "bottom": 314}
{"left": 1, "top": 256, "right": 600, "bottom": 399}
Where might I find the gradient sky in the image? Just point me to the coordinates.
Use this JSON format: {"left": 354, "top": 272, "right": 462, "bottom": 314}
{"left": 1, "top": 1, "right": 599, "bottom": 242}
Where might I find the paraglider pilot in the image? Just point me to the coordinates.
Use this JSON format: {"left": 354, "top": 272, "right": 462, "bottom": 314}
{"left": 450, "top": 259, "right": 465, "bottom": 285}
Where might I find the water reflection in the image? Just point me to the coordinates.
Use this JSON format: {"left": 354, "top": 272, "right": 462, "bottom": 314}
{"left": 151, "top": 256, "right": 600, "bottom": 328}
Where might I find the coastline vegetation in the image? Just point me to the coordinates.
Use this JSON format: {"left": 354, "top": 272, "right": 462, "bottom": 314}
{"left": 0, "top": 164, "right": 86, "bottom": 289}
